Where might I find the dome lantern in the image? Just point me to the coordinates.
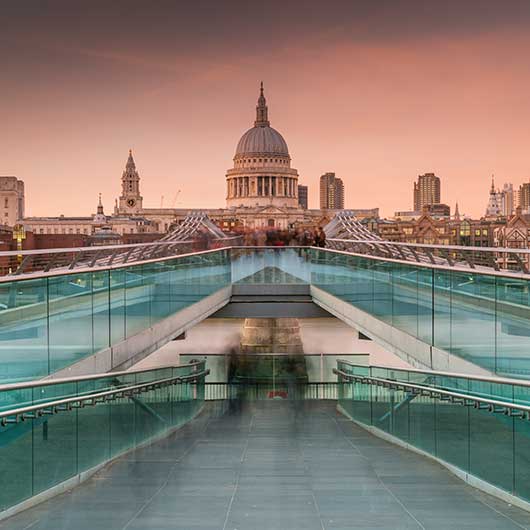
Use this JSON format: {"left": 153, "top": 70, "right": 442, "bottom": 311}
{"left": 234, "top": 83, "right": 290, "bottom": 158}
{"left": 255, "top": 81, "right": 270, "bottom": 127}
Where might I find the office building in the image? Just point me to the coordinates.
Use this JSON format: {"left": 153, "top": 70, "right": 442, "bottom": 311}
{"left": 519, "top": 182, "right": 530, "bottom": 213}
{"left": 413, "top": 173, "right": 440, "bottom": 211}
{"left": 320, "top": 172, "right": 344, "bottom": 209}
{"left": 298, "top": 185, "right": 308, "bottom": 209}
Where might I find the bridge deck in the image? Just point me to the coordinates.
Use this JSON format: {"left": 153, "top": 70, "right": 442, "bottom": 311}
{"left": 3, "top": 401, "right": 530, "bottom": 530}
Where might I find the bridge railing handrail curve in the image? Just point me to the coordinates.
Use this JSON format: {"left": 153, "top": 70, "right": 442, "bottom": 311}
{"left": 335, "top": 359, "right": 530, "bottom": 388}
{"left": 0, "top": 369, "right": 210, "bottom": 425}
{"left": 333, "top": 368, "right": 530, "bottom": 418}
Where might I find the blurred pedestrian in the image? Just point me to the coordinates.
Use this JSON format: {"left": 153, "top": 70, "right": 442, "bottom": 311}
{"left": 314, "top": 227, "right": 326, "bottom": 248}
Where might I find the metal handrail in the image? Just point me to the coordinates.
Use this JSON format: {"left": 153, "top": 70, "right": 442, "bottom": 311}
{"left": 0, "top": 232, "right": 242, "bottom": 280}
{"left": 335, "top": 359, "right": 530, "bottom": 388}
{"left": 0, "top": 369, "right": 210, "bottom": 426}
{"left": 315, "top": 244, "right": 530, "bottom": 280}
{"left": 0, "top": 360, "right": 205, "bottom": 393}
{"left": 0, "top": 244, "right": 309, "bottom": 282}
{"left": 0, "top": 235, "right": 242, "bottom": 258}
{"left": 0, "top": 245, "right": 234, "bottom": 283}
{"left": 0, "top": 240, "right": 191, "bottom": 258}
{"left": 333, "top": 369, "right": 530, "bottom": 418}
{"left": 9, "top": 241, "right": 530, "bottom": 283}
{"left": 327, "top": 238, "right": 530, "bottom": 255}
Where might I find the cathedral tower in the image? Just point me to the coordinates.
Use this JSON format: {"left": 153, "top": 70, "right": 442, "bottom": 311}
{"left": 118, "top": 149, "right": 143, "bottom": 214}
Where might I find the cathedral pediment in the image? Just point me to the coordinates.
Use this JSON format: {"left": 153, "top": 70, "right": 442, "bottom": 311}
{"left": 256, "top": 205, "right": 289, "bottom": 215}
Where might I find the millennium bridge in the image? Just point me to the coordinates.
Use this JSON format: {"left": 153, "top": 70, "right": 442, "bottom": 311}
{"left": 1, "top": 214, "right": 530, "bottom": 529}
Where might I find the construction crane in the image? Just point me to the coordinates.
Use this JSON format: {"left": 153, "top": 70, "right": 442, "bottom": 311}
{"left": 158, "top": 191, "right": 181, "bottom": 209}
{"left": 170, "top": 190, "right": 181, "bottom": 208}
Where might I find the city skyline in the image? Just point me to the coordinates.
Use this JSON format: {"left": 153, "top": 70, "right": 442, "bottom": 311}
{"left": 3, "top": 1, "right": 530, "bottom": 218}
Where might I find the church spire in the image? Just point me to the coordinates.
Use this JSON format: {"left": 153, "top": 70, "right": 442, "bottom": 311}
{"left": 118, "top": 148, "right": 143, "bottom": 212}
{"left": 490, "top": 174, "right": 495, "bottom": 193}
{"left": 97, "top": 193, "right": 104, "bottom": 215}
{"left": 126, "top": 149, "right": 136, "bottom": 170}
{"left": 254, "top": 81, "right": 270, "bottom": 127}
{"left": 454, "top": 202, "right": 460, "bottom": 221}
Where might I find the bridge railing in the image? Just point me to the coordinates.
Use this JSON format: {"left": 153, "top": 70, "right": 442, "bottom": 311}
{"left": 311, "top": 246, "right": 530, "bottom": 378}
{"left": 0, "top": 235, "right": 242, "bottom": 279}
{"left": 3, "top": 244, "right": 530, "bottom": 384}
{"left": 0, "top": 247, "right": 232, "bottom": 383}
{"left": 335, "top": 359, "right": 530, "bottom": 509}
{"left": 327, "top": 238, "right": 530, "bottom": 276}
{"left": 0, "top": 360, "right": 208, "bottom": 517}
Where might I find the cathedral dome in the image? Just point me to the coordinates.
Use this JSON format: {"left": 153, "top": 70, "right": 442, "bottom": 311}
{"left": 234, "top": 83, "right": 289, "bottom": 158}
{"left": 235, "top": 126, "right": 289, "bottom": 157}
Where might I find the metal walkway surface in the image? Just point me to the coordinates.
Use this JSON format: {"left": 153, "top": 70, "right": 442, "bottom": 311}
{"left": 3, "top": 401, "right": 530, "bottom": 530}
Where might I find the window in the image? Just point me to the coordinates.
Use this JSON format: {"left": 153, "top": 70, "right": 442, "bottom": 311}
{"left": 76, "top": 229, "right": 80, "bottom": 234}
{"left": 40, "top": 228, "right": 44, "bottom": 234}
{"left": 4, "top": 198, "right": 8, "bottom": 208}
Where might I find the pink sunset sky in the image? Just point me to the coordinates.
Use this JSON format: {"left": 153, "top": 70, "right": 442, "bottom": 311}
{"left": 2, "top": 1, "right": 530, "bottom": 218}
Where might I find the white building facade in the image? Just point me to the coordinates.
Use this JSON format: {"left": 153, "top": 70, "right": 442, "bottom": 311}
{"left": 24, "top": 195, "right": 156, "bottom": 236}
